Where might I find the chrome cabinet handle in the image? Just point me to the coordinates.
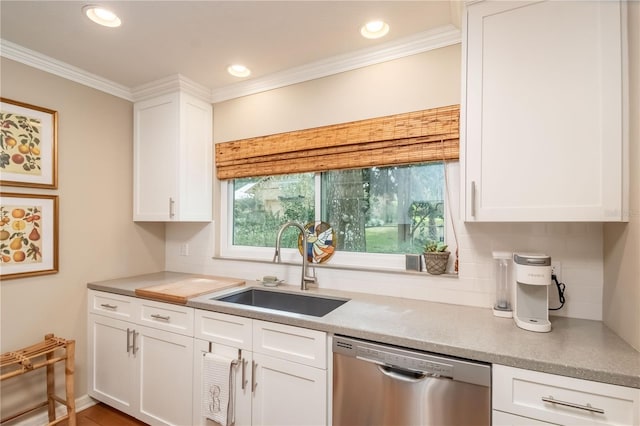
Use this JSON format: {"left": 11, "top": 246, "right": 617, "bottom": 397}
{"left": 169, "top": 197, "right": 175, "bottom": 218}
{"left": 542, "top": 396, "right": 605, "bottom": 414}
{"left": 251, "top": 360, "right": 258, "bottom": 392}
{"left": 126, "top": 328, "right": 131, "bottom": 353}
{"left": 150, "top": 314, "right": 170, "bottom": 321}
{"left": 100, "top": 303, "right": 117, "bottom": 309}
{"left": 132, "top": 330, "right": 138, "bottom": 355}
{"left": 241, "top": 358, "right": 248, "bottom": 390}
{"left": 471, "top": 181, "right": 476, "bottom": 218}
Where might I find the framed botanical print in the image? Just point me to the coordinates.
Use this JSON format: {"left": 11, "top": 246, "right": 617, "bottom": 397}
{"left": 0, "top": 192, "right": 58, "bottom": 280}
{"left": 0, "top": 98, "right": 58, "bottom": 189}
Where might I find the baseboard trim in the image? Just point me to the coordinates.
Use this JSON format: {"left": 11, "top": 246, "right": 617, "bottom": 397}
{"left": 8, "top": 394, "right": 96, "bottom": 426}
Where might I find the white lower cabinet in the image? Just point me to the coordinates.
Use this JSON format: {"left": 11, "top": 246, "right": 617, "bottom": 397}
{"left": 136, "top": 326, "right": 194, "bottom": 426}
{"left": 88, "top": 314, "right": 136, "bottom": 414}
{"left": 252, "top": 352, "right": 327, "bottom": 426}
{"left": 193, "top": 310, "right": 328, "bottom": 426}
{"left": 493, "top": 364, "right": 640, "bottom": 426}
{"left": 193, "top": 339, "right": 253, "bottom": 426}
{"left": 88, "top": 290, "right": 194, "bottom": 426}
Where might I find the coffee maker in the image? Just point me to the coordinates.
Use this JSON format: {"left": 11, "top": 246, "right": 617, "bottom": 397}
{"left": 513, "top": 253, "right": 552, "bottom": 332}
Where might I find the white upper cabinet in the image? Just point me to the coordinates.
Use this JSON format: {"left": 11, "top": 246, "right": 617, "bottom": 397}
{"left": 133, "top": 90, "right": 212, "bottom": 221}
{"left": 462, "top": 0, "right": 628, "bottom": 222}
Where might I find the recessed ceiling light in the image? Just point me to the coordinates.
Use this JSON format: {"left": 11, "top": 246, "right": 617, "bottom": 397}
{"left": 360, "top": 20, "right": 389, "bottom": 39}
{"left": 227, "top": 64, "right": 251, "bottom": 78}
{"left": 83, "top": 5, "right": 122, "bottom": 28}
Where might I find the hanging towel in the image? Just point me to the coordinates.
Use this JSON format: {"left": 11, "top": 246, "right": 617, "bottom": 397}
{"left": 202, "top": 352, "right": 236, "bottom": 426}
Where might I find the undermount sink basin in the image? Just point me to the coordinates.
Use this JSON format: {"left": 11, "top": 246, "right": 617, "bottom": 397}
{"left": 214, "top": 288, "right": 349, "bottom": 317}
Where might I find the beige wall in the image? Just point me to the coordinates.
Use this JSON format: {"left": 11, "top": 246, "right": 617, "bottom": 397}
{"left": 0, "top": 58, "right": 165, "bottom": 419}
{"left": 213, "top": 45, "right": 462, "bottom": 142}
{"left": 603, "top": 2, "right": 640, "bottom": 351}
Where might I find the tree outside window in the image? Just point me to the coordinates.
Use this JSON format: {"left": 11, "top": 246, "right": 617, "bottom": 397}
{"left": 232, "top": 163, "right": 445, "bottom": 255}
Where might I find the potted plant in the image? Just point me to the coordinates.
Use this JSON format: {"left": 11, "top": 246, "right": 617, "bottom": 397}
{"left": 423, "top": 240, "right": 450, "bottom": 275}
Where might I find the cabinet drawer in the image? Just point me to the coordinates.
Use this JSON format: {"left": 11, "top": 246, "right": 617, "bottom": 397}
{"left": 492, "top": 410, "right": 555, "bottom": 426}
{"left": 138, "top": 298, "right": 194, "bottom": 336}
{"left": 493, "top": 365, "right": 640, "bottom": 426}
{"left": 194, "top": 310, "right": 252, "bottom": 350}
{"left": 253, "top": 320, "right": 326, "bottom": 369}
{"left": 88, "top": 290, "right": 137, "bottom": 320}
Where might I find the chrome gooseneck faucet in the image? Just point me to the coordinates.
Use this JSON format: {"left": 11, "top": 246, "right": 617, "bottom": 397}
{"left": 273, "top": 221, "right": 317, "bottom": 290}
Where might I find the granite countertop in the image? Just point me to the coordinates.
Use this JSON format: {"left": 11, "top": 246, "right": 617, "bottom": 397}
{"left": 88, "top": 271, "right": 640, "bottom": 389}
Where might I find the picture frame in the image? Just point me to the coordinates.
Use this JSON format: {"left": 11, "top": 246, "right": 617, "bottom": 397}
{"left": 0, "top": 192, "right": 58, "bottom": 280}
{"left": 0, "top": 98, "right": 58, "bottom": 189}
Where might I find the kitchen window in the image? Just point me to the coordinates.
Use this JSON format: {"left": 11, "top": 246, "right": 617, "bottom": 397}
{"left": 221, "top": 162, "right": 453, "bottom": 270}
{"left": 217, "top": 105, "right": 460, "bottom": 271}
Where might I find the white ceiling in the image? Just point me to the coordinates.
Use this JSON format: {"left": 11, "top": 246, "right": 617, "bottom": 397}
{"left": 0, "top": 1, "right": 461, "bottom": 101}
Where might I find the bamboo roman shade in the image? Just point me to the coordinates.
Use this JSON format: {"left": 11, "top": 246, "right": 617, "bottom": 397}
{"left": 215, "top": 104, "right": 459, "bottom": 179}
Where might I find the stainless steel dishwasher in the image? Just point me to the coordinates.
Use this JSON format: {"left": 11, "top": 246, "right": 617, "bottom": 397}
{"left": 332, "top": 336, "right": 491, "bottom": 426}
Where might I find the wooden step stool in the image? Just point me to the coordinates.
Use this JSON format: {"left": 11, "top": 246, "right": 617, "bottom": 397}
{"left": 0, "top": 334, "right": 76, "bottom": 426}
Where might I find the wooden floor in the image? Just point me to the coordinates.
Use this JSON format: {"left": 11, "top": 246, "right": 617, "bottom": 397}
{"left": 59, "top": 403, "right": 147, "bottom": 426}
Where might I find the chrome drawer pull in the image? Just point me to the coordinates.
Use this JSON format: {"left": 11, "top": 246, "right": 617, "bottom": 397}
{"left": 542, "top": 396, "right": 605, "bottom": 414}
{"left": 241, "top": 358, "right": 248, "bottom": 390}
{"left": 100, "top": 303, "right": 117, "bottom": 309}
{"left": 150, "top": 314, "right": 170, "bottom": 321}
{"left": 251, "top": 360, "right": 258, "bottom": 392}
{"left": 471, "top": 181, "right": 477, "bottom": 217}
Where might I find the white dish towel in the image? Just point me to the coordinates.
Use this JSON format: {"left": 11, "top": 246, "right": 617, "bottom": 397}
{"left": 202, "top": 352, "right": 236, "bottom": 426}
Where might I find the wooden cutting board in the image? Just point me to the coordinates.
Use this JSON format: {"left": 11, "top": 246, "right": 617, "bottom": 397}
{"left": 134, "top": 275, "right": 245, "bottom": 304}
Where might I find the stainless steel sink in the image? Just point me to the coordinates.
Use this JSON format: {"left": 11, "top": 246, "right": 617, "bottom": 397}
{"left": 214, "top": 288, "right": 349, "bottom": 317}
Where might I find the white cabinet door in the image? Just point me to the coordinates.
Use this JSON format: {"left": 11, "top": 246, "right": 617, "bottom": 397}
{"left": 193, "top": 339, "right": 253, "bottom": 426}
{"left": 463, "top": 0, "right": 627, "bottom": 222}
{"left": 136, "top": 325, "right": 194, "bottom": 426}
{"left": 252, "top": 352, "right": 327, "bottom": 426}
{"left": 176, "top": 93, "right": 213, "bottom": 221}
{"left": 133, "top": 90, "right": 212, "bottom": 222}
{"left": 133, "top": 93, "right": 179, "bottom": 221}
{"left": 87, "top": 314, "right": 137, "bottom": 416}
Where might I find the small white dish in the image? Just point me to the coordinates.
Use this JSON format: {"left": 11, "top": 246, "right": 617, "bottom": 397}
{"left": 257, "top": 278, "right": 284, "bottom": 287}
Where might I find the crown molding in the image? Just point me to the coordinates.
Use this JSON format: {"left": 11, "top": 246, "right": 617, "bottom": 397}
{"left": 210, "top": 24, "right": 461, "bottom": 103}
{"left": 1, "top": 24, "right": 461, "bottom": 104}
{"left": 0, "top": 39, "right": 133, "bottom": 101}
{"left": 131, "top": 74, "right": 212, "bottom": 102}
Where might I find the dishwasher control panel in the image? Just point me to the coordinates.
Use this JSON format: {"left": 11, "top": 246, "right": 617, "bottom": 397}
{"left": 356, "top": 345, "right": 454, "bottom": 377}
{"left": 333, "top": 335, "right": 491, "bottom": 387}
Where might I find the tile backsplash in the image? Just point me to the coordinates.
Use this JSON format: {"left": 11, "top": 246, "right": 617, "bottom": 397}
{"left": 165, "top": 219, "right": 603, "bottom": 321}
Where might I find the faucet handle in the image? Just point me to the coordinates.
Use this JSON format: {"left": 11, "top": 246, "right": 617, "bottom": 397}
{"left": 304, "top": 265, "right": 317, "bottom": 284}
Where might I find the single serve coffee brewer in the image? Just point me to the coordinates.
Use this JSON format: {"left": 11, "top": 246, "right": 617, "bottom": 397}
{"left": 513, "top": 253, "right": 552, "bottom": 332}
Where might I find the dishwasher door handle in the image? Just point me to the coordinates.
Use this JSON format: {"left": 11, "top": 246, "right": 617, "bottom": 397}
{"left": 377, "top": 365, "right": 431, "bottom": 383}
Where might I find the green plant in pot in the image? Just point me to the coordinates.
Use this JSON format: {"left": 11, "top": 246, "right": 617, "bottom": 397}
{"left": 423, "top": 240, "right": 450, "bottom": 275}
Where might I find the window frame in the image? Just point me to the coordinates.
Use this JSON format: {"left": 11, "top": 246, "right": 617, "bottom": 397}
{"left": 219, "top": 163, "right": 459, "bottom": 272}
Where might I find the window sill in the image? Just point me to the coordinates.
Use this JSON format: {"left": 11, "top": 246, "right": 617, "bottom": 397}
{"left": 211, "top": 255, "right": 459, "bottom": 278}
